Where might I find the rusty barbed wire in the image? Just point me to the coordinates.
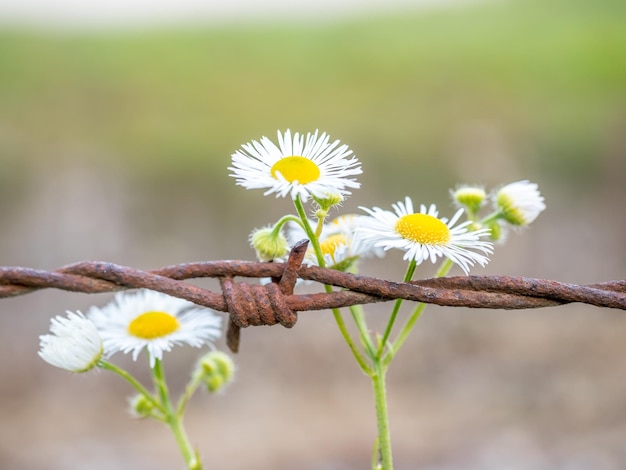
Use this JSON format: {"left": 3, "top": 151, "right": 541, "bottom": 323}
{"left": 1, "top": 240, "right": 625, "bottom": 351}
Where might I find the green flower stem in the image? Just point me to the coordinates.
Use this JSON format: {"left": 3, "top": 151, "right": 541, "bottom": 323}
{"left": 371, "top": 362, "right": 393, "bottom": 470}
{"left": 273, "top": 214, "right": 303, "bottom": 233}
{"left": 376, "top": 259, "right": 417, "bottom": 359}
{"left": 293, "top": 195, "right": 326, "bottom": 267}
{"left": 98, "top": 360, "right": 164, "bottom": 416}
{"left": 293, "top": 195, "right": 395, "bottom": 466}
{"left": 293, "top": 195, "right": 373, "bottom": 374}
{"left": 383, "top": 302, "right": 427, "bottom": 367}
{"left": 152, "top": 358, "right": 172, "bottom": 415}
{"left": 384, "top": 258, "right": 454, "bottom": 366}
{"left": 331, "top": 304, "right": 373, "bottom": 374}
{"left": 314, "top": 214, "right": 327, "bottom": 239}
{"left": 371, "top": 259, "right": 457, "bottom": 467}
{"left": 349, "top": 304, "right": 376, "bottom": 358}
{"left": 153, "top": 359, "right": 201, "bottom": 470}
{"left": 176, "top": 371, "right": 204, "bottom": 416}
{"left": 168, "top": 413, "right": 202, "bottom": 470}
{"left": 479, "top": 211, "right": 503, "bottom": 226}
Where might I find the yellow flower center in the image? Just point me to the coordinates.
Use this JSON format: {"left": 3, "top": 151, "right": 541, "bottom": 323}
{"left": 395, "top": 213, "right": 451, "bottom": 245}
{"left": 320, "top": 234, "right": 348, "bottom": 260}
{"left": 270, "top": 156, "right": 321, "bottom": 184}
{"left": 330, "top": 214, "right": 354, "bottom": 227}
{"left": 128, "top": 311, "right": 180, "bottom": 339}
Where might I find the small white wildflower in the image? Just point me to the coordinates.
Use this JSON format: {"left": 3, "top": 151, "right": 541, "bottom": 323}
{"left": 494, "top": 180, "right": 546, "bottom": 226}
{"left": 229, "top": 129, "right": 362, "bottom": 202}
{"left": 357, "top": 197, "right": 494, "bottom": 274}
{"left": 39, "top": 312, "right": 103, "bottom": 373}
{"left": 88, "top": 290, "right": 222, "bottom": 368}
{"left": 288, "top": 214, "right": 378, "bottom": 270}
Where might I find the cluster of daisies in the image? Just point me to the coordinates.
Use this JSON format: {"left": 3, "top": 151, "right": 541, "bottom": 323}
{"left": 40, "top": 129, "right": 545, "bottom": 371}
{"left": 230, "top": 129, "right": 545, "bottom": 274}
{"left": 39, "top": 289, "right": 222, "bottom": 372}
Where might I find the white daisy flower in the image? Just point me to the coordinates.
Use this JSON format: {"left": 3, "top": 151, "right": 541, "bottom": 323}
{"left": 229, "top": 129, "right": 362, "bottom": 202}
{"left": 494, "top": 180, "right": 546, "bottom": 226}
{"left": 357, "top": 197, "right": 494, "bottom": 274}
{"left": 288, "top": 214, "right": 379, "bottom": 270}
{"left": 88, "top": 290, "right": 222, "bottom": 368}
{"left": 39, "top": 312, "right": 103, "bottom": 373}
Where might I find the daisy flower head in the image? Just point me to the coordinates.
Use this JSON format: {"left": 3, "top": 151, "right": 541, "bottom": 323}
{"left": 288, "top": 214, "right": 381, "bottom": 270}
{"left": 229, "top": 129, "right": 362, "bottom": 202}
{"left": 324, "top": 213, "right": 385, "bottom": 260}
{"left": 494, "top": 180, "right": 546, "bottom": 226}
{"left": 357, "top": 197, "right": 494, "bottom": 274}
{"left": 39, "top": 312, "right": 103, "bottom": 373}
{"left": 88, "top": 290, "right": 222, "bottom": 368}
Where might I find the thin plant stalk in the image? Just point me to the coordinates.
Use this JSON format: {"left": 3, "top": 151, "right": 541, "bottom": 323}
{"left": 99, "top": 360, "right": 165, "bottom": 417}
{"left": 152, "top": 359, "right": 201, "bottom": 470}
{"left": 386, "top": 258, "right": 453, "bottom": 363}
{"left": 293, "top": 196, "right": 396, "bottom": 467}
{"left": 293, "top": 195, "right": 373, "bottom": 374}
{"left": 371, "top": 362, "right": 393, "bottom": 470}
{"left": 376, "top": 259, "right": 417, "bottom": 359}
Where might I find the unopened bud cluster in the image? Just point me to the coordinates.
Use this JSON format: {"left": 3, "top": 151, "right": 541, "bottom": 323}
{"left": 195, "top": 351, "right": 236, "bottom": 393}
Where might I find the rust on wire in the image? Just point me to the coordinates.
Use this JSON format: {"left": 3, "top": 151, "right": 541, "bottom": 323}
{"left": 218, "top": 239, "right": 307, "bottom": 352}
{"left": 1, "top": 241, "right": 626, "bottom": 351}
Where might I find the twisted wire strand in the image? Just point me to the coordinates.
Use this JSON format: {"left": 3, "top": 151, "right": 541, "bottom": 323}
{"left": 1, "top": 259, "right": 624, "bottom": 311}
{"left": 2, "top": 240, "right": 624, "bottom": 352}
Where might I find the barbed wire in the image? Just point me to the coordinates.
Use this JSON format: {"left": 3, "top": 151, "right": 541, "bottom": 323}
{"left": 2, "top": 240, "right": 625, "bottom": 351}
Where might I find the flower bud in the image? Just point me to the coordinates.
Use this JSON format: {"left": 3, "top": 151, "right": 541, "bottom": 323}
{"left": 195, "top": 351, "right": 235, "bottom": 393}
{"left": 38, "top": 312, "right": 103, "bottom": 373}
{"left": 494, "top": 180, "right": 546, "bottom": 226}
{"left": 313, "top": 192, "right": 344, "bottom": 211}
{"left": 249, "top": 226, "right": 289, "bottom": 262}
{"left": 129, "top": 394, "right": 160, "bottom": 419}
{"left": 452, "top": 186, "right": 486, "bottom": 213}
{"left": 487, "top": 221, "right": 503, "bottom": 241}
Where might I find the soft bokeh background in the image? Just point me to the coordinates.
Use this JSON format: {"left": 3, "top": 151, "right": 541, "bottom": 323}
{"left": 1, "top": 0, "right": 625, "bottom": 468}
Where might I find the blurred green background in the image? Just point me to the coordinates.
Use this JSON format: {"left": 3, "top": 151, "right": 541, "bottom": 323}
{"left": 1, "top": 0, "right": 625, "bottom": 468}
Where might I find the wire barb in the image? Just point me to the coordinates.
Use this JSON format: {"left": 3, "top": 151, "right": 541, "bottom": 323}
{"left": 219, "top": 239, "right": 305, "bottom": 352}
